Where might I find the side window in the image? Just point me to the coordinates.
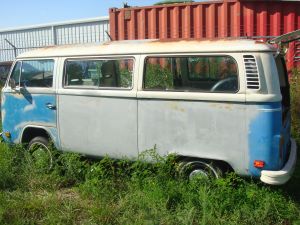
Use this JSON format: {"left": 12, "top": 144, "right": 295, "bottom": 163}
{"left": 144, "top": 56, "right": 238, "bottom": 93}
{"left": 9, "top": 60, "right": 54, "bottom": 88}
{"left": 64, "top": 58, "right": 133, "bottom": 89}
{"left": 10, "top": 61, "right": 21, "bottom": 87}
{"left": 20, "top": 60, "right": 54, "bottom": 88}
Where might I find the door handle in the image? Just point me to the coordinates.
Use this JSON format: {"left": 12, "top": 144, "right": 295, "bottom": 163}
{"left": 46, "top": 103, "right": 56, "bottom": 110}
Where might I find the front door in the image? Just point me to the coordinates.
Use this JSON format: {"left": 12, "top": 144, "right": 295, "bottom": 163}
{"left": 1, "top": 59, "right": 57, "bottom": 144}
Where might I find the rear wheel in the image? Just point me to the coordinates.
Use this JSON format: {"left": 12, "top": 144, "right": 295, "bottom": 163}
{"left": 28, "top": 136, "right": 53, "bottom": 171}
{"left": 178, "top": 160, "right": 222, "bottom": 180}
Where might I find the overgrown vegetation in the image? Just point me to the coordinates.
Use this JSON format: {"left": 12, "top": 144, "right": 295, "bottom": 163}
{"left": 291, "top": 68, "right": 300, "bottom": 141}
{"left": 0, "top": 69, "right": 299, "bottom": 224}
{"left": 0, "top": 143, "right": 299, "bottom": 224}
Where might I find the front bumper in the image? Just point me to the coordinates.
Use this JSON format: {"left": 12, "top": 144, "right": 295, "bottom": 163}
{"left": 260, "top": 138, "right": 297, "bottom": 185}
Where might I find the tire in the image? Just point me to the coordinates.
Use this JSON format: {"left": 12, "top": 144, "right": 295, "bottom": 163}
{"left": 178, "top": 160, "right": 222, "bottom": 180}
{"left": 28, "top": 136, "right": 53, "bottom": 171}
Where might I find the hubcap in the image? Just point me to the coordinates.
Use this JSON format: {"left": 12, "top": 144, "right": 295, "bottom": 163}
{"left": 189, "top": 169, "right": 208, "bottom": 180}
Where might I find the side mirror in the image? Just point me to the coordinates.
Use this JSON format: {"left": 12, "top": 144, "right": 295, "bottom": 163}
{"left": 9, "top": 78, "right": 21, "bottom": 92}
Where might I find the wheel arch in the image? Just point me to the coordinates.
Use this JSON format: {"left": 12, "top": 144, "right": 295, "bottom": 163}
{"left": 21, "top": 125, "right": 54, "bottom": 145}
{"left": 174, "top": 155, "right": 234, "bottom": 174}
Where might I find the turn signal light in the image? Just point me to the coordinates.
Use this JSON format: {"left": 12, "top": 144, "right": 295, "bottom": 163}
{"left": 254, "top": 160, "right": 265, "bottom": 168}
{"left": 4, "top": 132, "right": 11, "bottom": 138}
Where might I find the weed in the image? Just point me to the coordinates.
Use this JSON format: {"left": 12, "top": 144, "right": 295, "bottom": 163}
{"left": 0, "top": 143, "right": 299, "bottom": 224}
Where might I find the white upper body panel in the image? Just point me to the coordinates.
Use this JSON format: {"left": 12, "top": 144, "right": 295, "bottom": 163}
{"left": 13, "top": 39, "right": 281, "bottom": 103}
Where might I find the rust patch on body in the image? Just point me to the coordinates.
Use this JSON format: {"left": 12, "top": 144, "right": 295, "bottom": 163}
{"left": 210, "top": 103, "right": 233, "bottom": 110}
{"left": 168, "top": 102, "right": 185, "bottom": 112}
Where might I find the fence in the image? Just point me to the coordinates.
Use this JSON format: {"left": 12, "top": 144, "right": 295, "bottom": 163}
{"left": 0, "top": 16, "right": 110, "bottom": 62}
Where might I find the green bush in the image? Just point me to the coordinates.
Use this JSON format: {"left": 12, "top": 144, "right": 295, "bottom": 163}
{"left": 0, "top": 144, "right": 25, "bottom": 190}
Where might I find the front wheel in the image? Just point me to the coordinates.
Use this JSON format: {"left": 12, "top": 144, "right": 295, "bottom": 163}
{"left": 28, "top": 136, "right": 53, "bottom": 172}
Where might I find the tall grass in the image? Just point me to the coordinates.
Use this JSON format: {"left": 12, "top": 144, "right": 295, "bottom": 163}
{"left": 0, "top": 144, "right": 299, "bottom": 224}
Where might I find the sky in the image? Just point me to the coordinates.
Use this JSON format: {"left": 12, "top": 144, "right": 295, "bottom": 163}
{"left": 0, "top": 0, "right": 159, "bottom": 30}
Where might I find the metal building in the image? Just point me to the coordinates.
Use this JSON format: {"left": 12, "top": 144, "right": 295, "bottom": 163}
{"left": 0, "top": 16, "right": 109, "bottom": 62}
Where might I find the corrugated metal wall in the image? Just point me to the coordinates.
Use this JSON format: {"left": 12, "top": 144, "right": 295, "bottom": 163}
{"left": 109, "top": 0, "right": 300, "bottom": 70}
{"left": 0, "top": 17, "right": 109, "bottom": 62}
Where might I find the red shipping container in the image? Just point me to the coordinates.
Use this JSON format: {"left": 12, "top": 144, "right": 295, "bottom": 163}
{"left": 109, "top": 0, "right": 300, "bottom": 70}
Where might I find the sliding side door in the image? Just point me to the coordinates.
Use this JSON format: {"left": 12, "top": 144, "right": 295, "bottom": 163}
{"left": 58, "top": 56, "right": 139, "bottom": 159}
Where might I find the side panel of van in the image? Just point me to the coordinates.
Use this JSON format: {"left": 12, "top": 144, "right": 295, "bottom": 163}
{"left": 58, "top": 93, "right": 138, "bottom": 158}
{"left": 137, "top": 100, "right": 247, "bottom": 174}
{"left": 137, "top": 54, "right": 248, "bottom": 175}
{"left": 247, "top": 102, "right": 283, "bottom": 176}
{"left": 246, "top": 53, "right": 291, "bottom": 177}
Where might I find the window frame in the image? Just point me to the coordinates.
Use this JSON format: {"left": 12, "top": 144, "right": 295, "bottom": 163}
{"left": 8, "top": 60, "right": 22, "bottom": 88}
{"left": 142, "top": 54, "right": 240, "bottom": 93}
{"left": 63, "top": 57, "right": 135, "bottom": 90}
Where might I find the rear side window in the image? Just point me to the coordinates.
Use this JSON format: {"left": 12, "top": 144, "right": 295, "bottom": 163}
{"left": 64, "top": 58, "right": 133, "bottom": 89}
{"left": 144, "top": 56, "right": 238, "bottom": 93}
{"left": 9, "top": 60, "right": 54, "bottom": 88}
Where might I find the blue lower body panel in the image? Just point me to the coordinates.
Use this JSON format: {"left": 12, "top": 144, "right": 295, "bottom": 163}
{"left": 1, "top": 92, "right": 57, "bottom": 144}
{"left": 248, "top": 102, "right": 289, "bottom": 177}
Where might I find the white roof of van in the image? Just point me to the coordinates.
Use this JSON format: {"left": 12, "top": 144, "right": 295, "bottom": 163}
{"left": 18, "top": 39, "right": 277, "bottom": 59}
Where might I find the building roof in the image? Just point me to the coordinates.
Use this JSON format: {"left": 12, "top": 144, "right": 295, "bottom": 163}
{"left": 0, "top": 16, "right": 109, "bottom": 33}
{"left": 18, "top": 39, "right": 277, "bottom": 59}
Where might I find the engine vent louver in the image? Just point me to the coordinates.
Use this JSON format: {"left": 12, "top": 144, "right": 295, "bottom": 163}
{"left": 243, "top": 55, "right": 260, "bottom": 90}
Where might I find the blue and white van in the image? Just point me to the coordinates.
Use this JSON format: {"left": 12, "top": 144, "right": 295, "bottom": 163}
{"left": 1, "top": 38, "right": 297, "bottom": 185}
